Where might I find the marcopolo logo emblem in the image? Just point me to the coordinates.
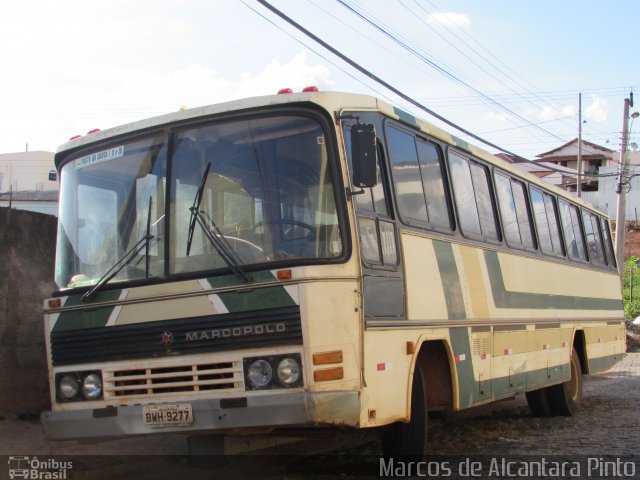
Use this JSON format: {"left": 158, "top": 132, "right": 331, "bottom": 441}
{"left": 8, "top": 456, "right": 73, "bottom": 479}
{"left": 160, "top": 331, "right": 174, "bottom": 346}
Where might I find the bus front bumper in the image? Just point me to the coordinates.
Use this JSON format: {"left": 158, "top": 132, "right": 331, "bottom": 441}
{"left": 41, "top": 390, "right": 360, "bottom": 440}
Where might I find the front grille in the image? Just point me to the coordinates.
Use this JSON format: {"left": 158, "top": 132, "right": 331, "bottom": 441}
{"left": 51, "top": 306, "right": 302, "bottom": 366}
{"left": 104, "top": 360, "right": 244, "bottom": 400}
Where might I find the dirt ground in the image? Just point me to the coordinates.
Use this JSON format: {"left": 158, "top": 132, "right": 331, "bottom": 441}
{"left": 621, "top": 222, "right": 640, "bottom": 260}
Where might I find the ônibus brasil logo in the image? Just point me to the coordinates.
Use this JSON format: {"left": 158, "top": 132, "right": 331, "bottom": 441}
{"left": 7, "top": 456, "right": 72, "bottom": 479}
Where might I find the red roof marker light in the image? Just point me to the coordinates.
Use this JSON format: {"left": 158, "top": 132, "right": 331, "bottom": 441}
{"left": 87, "top": 128, "right": 101, "bottom": 134}
{"left": 277, "top": 88, "right": 293, "bottom": 94}
{"left": 69, "top": 135, "right": 82, "bottom": 141}
{"left": 302, "top": 86, "right": 319, "bottom": 92}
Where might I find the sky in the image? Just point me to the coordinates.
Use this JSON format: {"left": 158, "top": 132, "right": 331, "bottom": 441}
{"left": 1, "top": 0, "right": 638, "bottom": 159}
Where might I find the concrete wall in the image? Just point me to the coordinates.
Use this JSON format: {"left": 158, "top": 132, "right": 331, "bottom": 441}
{"left": 0, "top": 207, "right": 57, "bottom": 414}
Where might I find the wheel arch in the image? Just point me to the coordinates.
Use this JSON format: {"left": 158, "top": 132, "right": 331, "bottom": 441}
{"left": 572, "top": 328, "right": 588, "bottom": 374}
{"left": 412, "top": 339, "right": 456, "bottom": 413}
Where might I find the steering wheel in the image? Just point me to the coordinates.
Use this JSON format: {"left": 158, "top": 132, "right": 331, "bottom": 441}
{"left": 252, "top": 219, "right": 316, "bottom": 237}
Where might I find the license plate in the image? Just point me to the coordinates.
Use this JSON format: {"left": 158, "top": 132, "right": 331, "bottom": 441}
{"left": 143, "top": 404, "right": 193, "bottom": 427}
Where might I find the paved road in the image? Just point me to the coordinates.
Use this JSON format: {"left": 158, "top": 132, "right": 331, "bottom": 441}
{"left": 1, "top": 353, "right": 639, "bottom": 479}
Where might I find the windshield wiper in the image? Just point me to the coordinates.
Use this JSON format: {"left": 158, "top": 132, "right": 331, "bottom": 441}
{"left": 82, "top": 196, "right": 155, "bottom": 303}
{"left": 186, "top": 163, "right": 252, "bottom": 283}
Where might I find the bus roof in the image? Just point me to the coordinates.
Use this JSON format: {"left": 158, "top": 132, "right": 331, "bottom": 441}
{"left": 56, "top": 90, "right": 600, "bottom": 214}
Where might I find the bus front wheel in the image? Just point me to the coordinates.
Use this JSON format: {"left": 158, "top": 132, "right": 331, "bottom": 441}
{"left": 381, "top": 363, "right": 428, "bottom": 458}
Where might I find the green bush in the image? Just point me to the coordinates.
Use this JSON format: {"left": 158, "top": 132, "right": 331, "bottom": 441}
{"left": 624, "top": 257, "right": 640, "bottom": 318}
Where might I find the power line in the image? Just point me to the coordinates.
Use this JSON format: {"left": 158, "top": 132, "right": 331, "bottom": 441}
{"left": 250, "top": 0, "right": 615, "bottom": 178}
{"left": 336, "top": 0, "right": 569, "bottom": 145}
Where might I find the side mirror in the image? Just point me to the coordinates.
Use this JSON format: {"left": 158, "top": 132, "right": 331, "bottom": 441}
{"left": 48, "top": 170, "right": 58, "bottom": 181}
{"left": 351, "top": 123, "right": 377, "bottom": 188}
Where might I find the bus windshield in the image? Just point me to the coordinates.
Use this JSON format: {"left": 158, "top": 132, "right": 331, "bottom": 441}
{"left": 55, "top": 114, "right": 343, "bottom": 290}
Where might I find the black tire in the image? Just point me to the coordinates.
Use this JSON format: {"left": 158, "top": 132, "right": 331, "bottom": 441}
{"left": 548, "top": 348, "right": 583, "bottom": 416}
{"left": 525, "top": 387, "right": 554, "bottom": 417}
{"left": 381, "top": 363, "right": 428, "bottom": 459}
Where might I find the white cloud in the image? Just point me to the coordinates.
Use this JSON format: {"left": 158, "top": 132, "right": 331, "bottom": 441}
{"left": 585, "top": 95, "right": 609, "bottom": 123}
{"left": 0, "top": 51, "right": 334, "bottom": 152}
{"left": 235, "top": 52, "right": 334, "bottom": 99}
{"left": 487, "top": 111, "right": 509, "bottom": 122}
{"left": 539, "top": 104, "right": 575, "bottom": 121}
{"left": 426, "top": 12, "right": 471, "bottom": 29}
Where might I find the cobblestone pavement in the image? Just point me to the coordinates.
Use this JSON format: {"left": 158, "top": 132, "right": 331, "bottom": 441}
{"left": 0, "top": 353, "right": 638, "bottom": 479}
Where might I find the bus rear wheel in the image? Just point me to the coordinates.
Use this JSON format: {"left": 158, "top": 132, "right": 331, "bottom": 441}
{"left": 548, "top": 348, "right": 583, "bottom": 416}
{"left": 525, "top": 388, "right": 553, "bottom": 417}
{"left": 381, "top": 363, "right": 428, "bottom": 458}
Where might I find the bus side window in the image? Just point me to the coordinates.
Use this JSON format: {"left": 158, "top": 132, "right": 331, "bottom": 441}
{"left": 559, "top": 200, "right": 587, "bottom": 262}
{"left": 387, "top": 125, "right": 452, "bottom": 231}
{"left": 343, "top": 124, "right": 387, "bottom": 214}
{"left": 530, "top": 187, "right": 564, "bottom": 257}
{"left": 494, "top": 172, "right": 535, "bottom": 250}
{"left": 600, "top": 216, "right": 617, "bottom": 269}
{"left": 448, "top": 152, "right": 499, "bottom": 241}
{"left": 357, "top": 143, "right": 397, "bottom": 267}
{"left": 582, "top": 210, "right": 606, "bottom": 266}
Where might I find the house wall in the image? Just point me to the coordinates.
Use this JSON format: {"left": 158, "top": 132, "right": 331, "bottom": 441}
{"left": 586, "top": 166, "right": 640, "bottom": 219}
{"left": 0, "top": 151, "right": 56, "bottom": 192}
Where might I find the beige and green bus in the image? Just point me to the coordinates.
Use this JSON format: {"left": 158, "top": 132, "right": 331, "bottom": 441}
{"left": 41, "top": 89, "right": 625, "bottom": 456}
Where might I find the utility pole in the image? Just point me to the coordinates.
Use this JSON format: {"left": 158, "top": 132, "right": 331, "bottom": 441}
{"left": 577, "top": 93, "right": 583, "bottom": 197}
{"left": 615, "top": 92, "right": 633, "bottom": 275}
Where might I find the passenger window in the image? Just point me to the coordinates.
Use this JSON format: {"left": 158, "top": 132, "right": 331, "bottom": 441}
{"left": 600, "top": 217, "right": 617, "bottom": 269}
{"left": 582, "top": 211, "right": 606, "bottom": 266}
{"left": 344, "top": 128, "right": 388, "bottom": 216}
{"left": 449, "top": 152, "right": 499, "bottom": 240}
{"left": 559, "top": 200, "right": 587, "bottom": 262}
{"left": 359, "top": 217, "right": 381, "bottom": 264}
{"left": 494, "top": 173, "right": 535, "bottom": 249}
{"left": 345, "top": 125, "right": 398, "bottom": 268}
{"left": 530, "top": 188, "right": 564, "bottom": 256}
{"left": 416, "top": 139, "right": 451, "bottom": 229}
{"left": 387, "top": 126, "right": 451, "bottom": 230}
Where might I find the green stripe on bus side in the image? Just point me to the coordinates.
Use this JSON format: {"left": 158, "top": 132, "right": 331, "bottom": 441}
{"left": 449, "top": 326, "right": 573, "bottom": 407}
{"left": 451, "top": 136, "right": 471, "bottom": 152}
{"left": 588, "top": 353, "right": 625, "bottom": 374}
{"left": 448, "top": 327, "right": 474, "bottom": 409}
{"left": 433, "top": 241, "right": 467, "bottom": 320}
{"left": 484, "top": 250, "right": 623, "bottom": 311}
{"left": 393, "top": 107, "right": 419, "bottom": 128}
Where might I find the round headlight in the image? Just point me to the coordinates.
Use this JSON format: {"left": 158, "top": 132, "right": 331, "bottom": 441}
{"left": 247, "top": 359, "right": 273, "bottom": 388}
{"left": 58, "top": 374, "right": 78, "bottom": 400}
{"left": 81, "top": 373, "right": 103, "bottom": 400}
{"left": 277, "top": 357, "right": 301, "bottom": 386}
